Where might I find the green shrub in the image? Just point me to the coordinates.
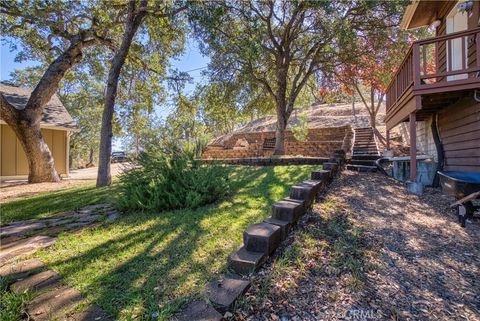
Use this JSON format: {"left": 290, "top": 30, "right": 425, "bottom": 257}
{"left": 118, "top": 149, "right": 229, "bottom": 211}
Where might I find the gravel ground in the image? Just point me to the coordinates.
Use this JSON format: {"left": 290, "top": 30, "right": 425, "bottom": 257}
{"left": 237, "top": 171, "right": 480, "bottom": 321}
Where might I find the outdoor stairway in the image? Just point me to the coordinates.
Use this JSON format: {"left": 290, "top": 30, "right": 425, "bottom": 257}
{"left": 347, "top": 127, "right": 380, "bottom": 173}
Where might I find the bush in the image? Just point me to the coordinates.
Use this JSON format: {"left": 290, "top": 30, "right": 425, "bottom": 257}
{"left": 118, "top": 149, "right": 229, "bottom": 212}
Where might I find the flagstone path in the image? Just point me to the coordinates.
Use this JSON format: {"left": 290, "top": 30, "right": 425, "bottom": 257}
{"left": 0, "top": 204, "right": 120, "bottom": 320}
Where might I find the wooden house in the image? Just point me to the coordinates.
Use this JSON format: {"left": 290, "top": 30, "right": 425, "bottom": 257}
{"left": 0, "top": 83, "right": 79, "bottom": 178}
{"left": 386, "top": 0, "right": 480, "bottom": 182}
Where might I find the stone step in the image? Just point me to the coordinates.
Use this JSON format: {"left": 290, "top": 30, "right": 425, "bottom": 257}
{"left": 26, "top": 286, "right": 83, "bottom": 321}
{"left": 228, "top": 246, "right": 267, "bottom": 275}
{"left": 0, "top": 222, "right": 47, "bottom": 239}
{"left": 0, "top": 236, "right": 56, "bottom": 266}
{"left": 11, "top": 270, "right": 62, "bottom": 294}
{"left": 264, "top": 217, "right": 290, "bottom": 240}
{"left": 243, "top": 223, "right": 281, "bottom": 255}
{"left": 174, "top": 301, "right": 222, "bottom": 321}
{"left": 346, "top": 164, "right": 377, "bottom": 172}
{"left": 271, "top": 199, "right": 305, "bottom": 223}
{"left": 0, "top": 258, "right": 44, "bottom": 278}
{"left": 206, "top": 278, "right": 250, "bottom": 313}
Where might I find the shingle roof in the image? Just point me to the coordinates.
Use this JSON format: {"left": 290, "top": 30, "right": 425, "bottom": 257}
{"left": 0, "top": 83, "right": 78, "bottom": 131}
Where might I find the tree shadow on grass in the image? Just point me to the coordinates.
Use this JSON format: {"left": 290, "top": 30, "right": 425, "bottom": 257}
{"left": 1, "top": 184, "right": 118, "bottom": 224}
{"left": 35, "top": 165, "right": 315, "bottom": 320}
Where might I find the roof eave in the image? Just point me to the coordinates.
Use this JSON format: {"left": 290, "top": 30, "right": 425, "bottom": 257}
{"left": 400, "top": 0, "right": 420, "bottom": 30}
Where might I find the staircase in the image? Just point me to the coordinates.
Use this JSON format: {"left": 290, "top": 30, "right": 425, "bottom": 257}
{"left": 347, "top": 127, "right": 380, "bottom": 172}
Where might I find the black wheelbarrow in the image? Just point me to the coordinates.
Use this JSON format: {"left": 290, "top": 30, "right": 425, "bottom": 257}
{"left": 438, "top": 171, "right": 480, "bottom": 227}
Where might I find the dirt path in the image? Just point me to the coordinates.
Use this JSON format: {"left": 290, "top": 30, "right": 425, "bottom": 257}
{"left": 238, "top": 171, "right": 480, "bottom": 321}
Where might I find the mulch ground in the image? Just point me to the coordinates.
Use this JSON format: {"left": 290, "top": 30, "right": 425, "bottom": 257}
{"left": 236, "top": 171, "right": 480, "bottom": 321}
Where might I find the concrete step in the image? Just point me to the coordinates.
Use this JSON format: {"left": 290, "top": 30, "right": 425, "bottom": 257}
{"left": 347, "top": 164, "right": 377, "bottom": 172}
{"left": 271, "top": 199, "right": 305, "bottom": 223}
{"left": 322, "top": 162, "right": 338, "bottom": 171}
{"left": 243, "top": 223, "right": 281, "bottom": 255}
{"left": 228, "top": 246, "right": 267, "bottom": 275}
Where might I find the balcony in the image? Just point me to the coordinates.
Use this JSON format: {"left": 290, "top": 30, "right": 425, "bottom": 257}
{"left": 385, "top": 27, "right": 480, "bottom": 130}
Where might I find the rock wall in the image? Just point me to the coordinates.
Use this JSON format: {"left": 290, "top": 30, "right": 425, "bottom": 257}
{"left": 202, "top": 126, "right": 352, "bottom": 159}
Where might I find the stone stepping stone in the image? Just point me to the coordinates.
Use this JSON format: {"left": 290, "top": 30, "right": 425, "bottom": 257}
{"left": 173, "top": 301, "right": 222, "bottom": 321}
{"left": 264, "top": 217, "right": 290, "bottom": 240}
{"left": 11, "top": 270, "right": 62, "bottom": 294}
{"left": 26, "top": 286, "right": 83, "bottom": 321}
{"left": 0, "top": 258, "right": 44, "bottom": 278}
{"left": 0, "top": 222, "right": 47, "bottom": 238}
{"left": 66, "top": 305, "right": 110, "bottom": 321}
{"left": 206, "top": 278, "right": 250, "bottom": 313}
{"left": 0, "top": 235, "right": 56, "bottom": 266}
{"left": 272, "top": 199, "right": 304, "bottom": 223}
{"left": 243, "top": 222, "right": 281, "bottom": 255}
{"left": 228, "top": 246, "right": 266, "bottom": 275}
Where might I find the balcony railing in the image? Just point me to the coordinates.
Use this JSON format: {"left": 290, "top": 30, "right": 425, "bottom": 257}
{"left": 386, "top": 27, "right": 480, "bottom": 112}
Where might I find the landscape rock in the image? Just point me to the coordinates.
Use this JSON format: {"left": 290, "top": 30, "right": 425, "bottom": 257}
{"left": 26, "top": 286, "right": 83, "bottom": 321}
{"left": 206, "top": 278, "right": 250, "bottom": 312}
{"left": 0, "top": 235, "right": 56, "bottom": 265}
{"left": 11, "top": 270, "right": 62, "bottom": 294}
{"left": 173, "top": 301, "right": 222, "bottom": 321}
{"left": 0, "top": 258, "right": 44, "bottom": 278}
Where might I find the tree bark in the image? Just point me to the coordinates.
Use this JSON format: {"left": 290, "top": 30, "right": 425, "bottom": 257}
{"left": 97, "top": 0, "right": 147, "bottom": 187}
{"left": 273, "top": 107, "right": 287, "bottom": 155}
{"left": 0, "top": 41, "right": 86, "bottom": 183}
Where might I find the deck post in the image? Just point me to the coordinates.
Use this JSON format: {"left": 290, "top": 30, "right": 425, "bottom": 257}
{"left": 409, "top": 112, "right": 417, "bottom": 182}
{"left": 386, "top": 129, "right": 390, "bottom": 150}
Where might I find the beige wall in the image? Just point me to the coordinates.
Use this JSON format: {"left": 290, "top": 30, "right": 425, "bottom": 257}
{"left": 0, "top": 124, "right": 68, "bottom": 176}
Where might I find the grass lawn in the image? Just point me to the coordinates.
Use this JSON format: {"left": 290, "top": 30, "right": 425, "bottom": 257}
{"left": 7, "top": 165, "right": 317, "bottom": 320}
{"left": 1, "top": 182, "right": 117, "bottom": 224}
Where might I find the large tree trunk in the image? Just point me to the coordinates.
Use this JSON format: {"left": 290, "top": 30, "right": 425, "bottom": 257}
{"left": 11, "top": 121, "right": 60, "bottom": 182}
{"left": 97, "top": 0, "right": 147, "bottom": 187}
{"left": 0, "top": 41, "right": 85, "bottom": 183}
{"left": 273, "top": 109, "right": 287, "bottom": 155}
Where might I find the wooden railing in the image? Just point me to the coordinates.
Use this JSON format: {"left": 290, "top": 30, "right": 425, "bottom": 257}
{"left": 386, "top": 27, "right": 480, "bottom": 111}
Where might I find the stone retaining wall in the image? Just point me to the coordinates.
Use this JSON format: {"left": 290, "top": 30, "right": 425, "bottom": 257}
{"left": 201, "top": 156, "right": 328, "bottom": 166}
{"left": 202, "top": 126, "right": 352, "bottom": 159}
{"left": 176, "top": 150, "right": 346, "bottom": 320}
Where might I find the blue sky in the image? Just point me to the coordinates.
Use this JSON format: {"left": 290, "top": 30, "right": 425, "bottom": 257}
{"left": 0, "top": 37, "right": 210, "bottom": 151}
{"left": 0, "top": 37, "right": 210, "bottom": 119}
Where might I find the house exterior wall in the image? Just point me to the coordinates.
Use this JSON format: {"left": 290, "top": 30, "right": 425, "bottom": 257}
{"left": 438, "top": 96, "right": 480, "bottom": 172}
{"left": 0, "top": 124, "right": 68, "bottom": 177}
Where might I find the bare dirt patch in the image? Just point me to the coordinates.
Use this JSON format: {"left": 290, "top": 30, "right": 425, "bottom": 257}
{"left": 237, "top": 171, "right": 480, "bottom": 321}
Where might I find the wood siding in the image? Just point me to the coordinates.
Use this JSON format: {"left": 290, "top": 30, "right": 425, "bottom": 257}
{"left": 438, "top": 96, "right": 480, "bottom": 172}
{"left": 0, "top": 125, "right": 68, "bottom": 176}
